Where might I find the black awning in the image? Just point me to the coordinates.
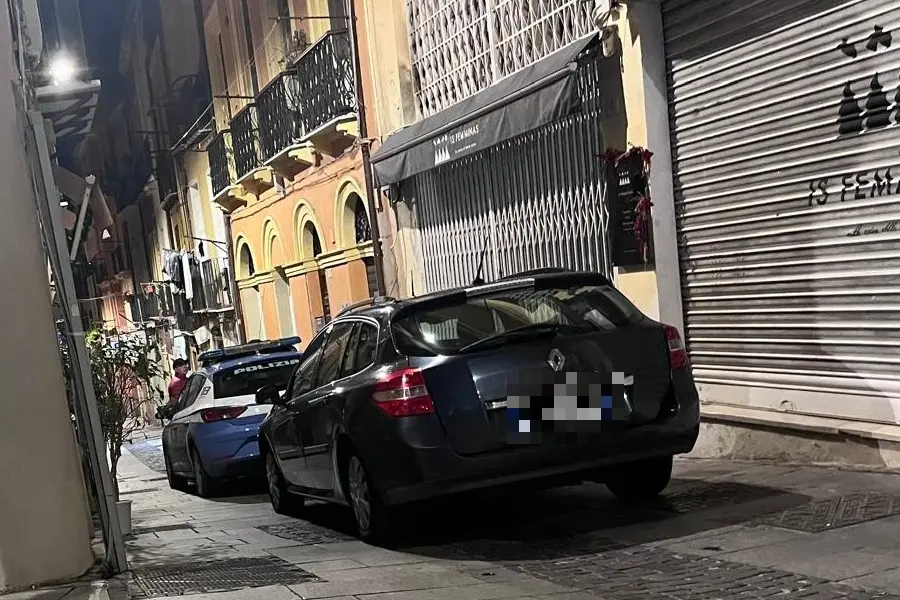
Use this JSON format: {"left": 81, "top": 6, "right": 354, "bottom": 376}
{"left": 370, "top": 34, "right": 598, "bottom": 186}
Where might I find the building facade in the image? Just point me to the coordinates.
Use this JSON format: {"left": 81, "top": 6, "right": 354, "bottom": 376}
{"left": 203, "top": 0, "right": 383, "bottom": 346}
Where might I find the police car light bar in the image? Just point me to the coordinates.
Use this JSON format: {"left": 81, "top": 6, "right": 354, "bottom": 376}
{"left": 199, "top": 336, "right": 302, "bottom": 366}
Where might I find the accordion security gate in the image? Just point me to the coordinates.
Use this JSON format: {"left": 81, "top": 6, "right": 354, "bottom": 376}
{"left": 403, "top": 58, "right": 612, "bottom": 293}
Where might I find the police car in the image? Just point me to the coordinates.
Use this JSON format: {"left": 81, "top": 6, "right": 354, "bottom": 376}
{"left": 161, "top": 338, "right": 301, "bottom": 497}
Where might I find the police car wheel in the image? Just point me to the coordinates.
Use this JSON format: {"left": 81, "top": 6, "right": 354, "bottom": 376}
{"left": 605, "top": 455, "right": 673, "bottom": 502}
{"left": 191, "top": 447, "right": 215, "bottom": 498}
{"left": 164, "top": 446, "right": 187, "bottom": 492}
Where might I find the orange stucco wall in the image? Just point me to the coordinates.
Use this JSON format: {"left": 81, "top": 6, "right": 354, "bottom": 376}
{"left": 259, "top": 282, "right": 279, "bottom": 340}
{"left": 232, "top": 151, "right": 375, "bottom": 342}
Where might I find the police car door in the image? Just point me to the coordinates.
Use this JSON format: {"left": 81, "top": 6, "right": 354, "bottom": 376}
{"left": 169, "top": 374, "right": 207, "bottom": 472}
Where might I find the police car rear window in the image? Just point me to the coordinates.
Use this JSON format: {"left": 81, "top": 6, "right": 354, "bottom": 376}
{"left": 213, "top": 358, "right": 299, "bottom": 398}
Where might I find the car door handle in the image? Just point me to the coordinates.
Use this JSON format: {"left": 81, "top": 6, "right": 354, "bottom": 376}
{"left": 308, "top": 393, "right": 338, "bottom": 407}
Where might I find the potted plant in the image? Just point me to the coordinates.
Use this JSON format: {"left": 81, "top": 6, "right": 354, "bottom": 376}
{"left": 85, "top": 328, "right": 163, "bottom": 535}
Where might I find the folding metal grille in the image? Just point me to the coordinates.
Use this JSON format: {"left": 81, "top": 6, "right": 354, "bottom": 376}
{"left": 403, "top": 56, "right": 610, "bottom": 293}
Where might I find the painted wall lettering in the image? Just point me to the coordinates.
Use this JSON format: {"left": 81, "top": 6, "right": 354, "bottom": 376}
{"left": 847, "top": 220, "right": 900, "bottom": 237}
{"left": 808, "top": 168, "right": 898, "bottom": 207}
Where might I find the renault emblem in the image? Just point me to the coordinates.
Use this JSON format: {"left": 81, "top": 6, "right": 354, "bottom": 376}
{"left": 547, "top": 348, "right": 566, "bottom": 372}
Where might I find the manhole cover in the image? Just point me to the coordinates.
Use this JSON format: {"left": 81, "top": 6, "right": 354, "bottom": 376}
{"left": 259, "top": 523, "right": 354, "bottom": 545}
{"left": 657, "top": 481, "right": 777, "bottom": 513}
{"left": 757, "top": 492, "right": 900, "bottom": 533}
{"left": 131, "top": 524, "right": 196, "bottom": 536}
{"left": 132, "top": 556, "right": 320, "bottom": 597}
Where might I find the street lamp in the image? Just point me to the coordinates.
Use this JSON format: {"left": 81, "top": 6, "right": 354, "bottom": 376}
{"left": 49, "top": 54, "right": 77, "bottom": 86}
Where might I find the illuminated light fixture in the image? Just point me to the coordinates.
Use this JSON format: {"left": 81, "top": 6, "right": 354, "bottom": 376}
{"left": 49, "top": 54, "right": 77, "bottom": 86}
{"left": 101, "top": 228, "right": 111, "bottom": 240}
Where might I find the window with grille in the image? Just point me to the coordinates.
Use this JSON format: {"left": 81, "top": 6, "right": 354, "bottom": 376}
{"left": 406, "top": 0, "right": 595, "bottom": 117}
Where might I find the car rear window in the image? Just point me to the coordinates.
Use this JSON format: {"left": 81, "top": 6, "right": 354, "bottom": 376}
{"left": 213, "top": 358, "right": 299, "bottom": 398}
{"left": 391, "top": 284, "right": 644, "bottom": 356}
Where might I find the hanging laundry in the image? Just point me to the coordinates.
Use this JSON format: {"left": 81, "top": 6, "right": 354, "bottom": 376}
{"left": 182, "top": 252, "right": 194, "bottom": 301}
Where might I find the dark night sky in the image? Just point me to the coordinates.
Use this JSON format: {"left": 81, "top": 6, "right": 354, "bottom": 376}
{"left": 79, "top": 0, "right": 128, "bottom": 100}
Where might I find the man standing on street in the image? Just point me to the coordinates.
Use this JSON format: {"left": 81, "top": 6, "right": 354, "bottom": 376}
{"left": 167, "top": 358, "right": 190, "bottom": 408}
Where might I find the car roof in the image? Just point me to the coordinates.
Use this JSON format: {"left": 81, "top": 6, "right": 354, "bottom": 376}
{"left": 336, "top": 270, "right": 614, "bottom": 322}
{"left": 199, "top": 350, "right": 301, "bottom": 377}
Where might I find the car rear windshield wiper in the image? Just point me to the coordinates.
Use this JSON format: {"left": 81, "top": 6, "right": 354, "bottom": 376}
{"left": 458, "top": 323, "right": 572, "bottom": 354}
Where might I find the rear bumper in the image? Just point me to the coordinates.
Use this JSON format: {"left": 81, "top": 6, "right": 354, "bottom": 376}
{"left": 366, "top": 377, "right": 701, "bottom": 506}
{"left": 191, "top": 415, "right": 265, "bottom": 479}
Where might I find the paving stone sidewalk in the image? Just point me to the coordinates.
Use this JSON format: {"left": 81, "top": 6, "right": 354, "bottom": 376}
{"left": 115, "top": 444, "right": 900, "bottom": 600}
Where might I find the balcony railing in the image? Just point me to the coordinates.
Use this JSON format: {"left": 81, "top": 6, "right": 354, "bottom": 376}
{"left": 297, "top": 31, "right": 356, "bottom": 134}
{"left": 129, "top": 293, "right": 160, "bottom": 323}
{"left": 257, "top": 71, "right": 299, "bottom": 162}
{"left": 256, "top": 30, "right": 356, "bottom": 162}
{"left": 209, "top": 131, "right": 233, "bottom": 197}
{"left": 193, "top": 257, "right": 233, "bottom": 312}
{"left": 231, "top": 103, "right": 263, "bottom": 180}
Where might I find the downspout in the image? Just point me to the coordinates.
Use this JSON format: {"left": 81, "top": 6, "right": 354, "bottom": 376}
{"left": 224, "top": 212, "right": 246, "bottom": 344}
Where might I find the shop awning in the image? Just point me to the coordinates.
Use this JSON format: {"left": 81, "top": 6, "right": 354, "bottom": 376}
{"left": 370, "top": 33, "right": 597, "bottom": 186}
{"left": 35, "top": 79, "right": 101, "bottom": 149}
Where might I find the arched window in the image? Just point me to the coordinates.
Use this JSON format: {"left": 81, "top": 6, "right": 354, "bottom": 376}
{"left": 353, "top": 195, "right": 372, "bottom": 244}
{"left": 239, "top": 243, "right": 256, "bottom": 279}
{"left": 301, "top": 221, "right": 323, "bottom": 259}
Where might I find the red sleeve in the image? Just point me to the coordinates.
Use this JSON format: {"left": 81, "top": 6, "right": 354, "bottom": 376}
{"left": 168, "top": 378, "right": 185, "bottom": 400}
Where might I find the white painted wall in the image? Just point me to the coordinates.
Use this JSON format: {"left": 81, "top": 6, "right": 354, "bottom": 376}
{"left": 0, "top": 1, "right": 93, "bottom": 590}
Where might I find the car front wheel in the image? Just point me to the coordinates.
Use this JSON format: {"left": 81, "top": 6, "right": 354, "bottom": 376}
{"left": 604, "top": 455, "right": 673, "bottom": 502}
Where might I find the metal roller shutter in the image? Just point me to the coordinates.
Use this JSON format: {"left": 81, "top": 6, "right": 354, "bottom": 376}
{"left": 403, "top": 56, "right": 612, "bottom": 293}
{"left": 664, "top": 0, "right": 900, "bottom": 423}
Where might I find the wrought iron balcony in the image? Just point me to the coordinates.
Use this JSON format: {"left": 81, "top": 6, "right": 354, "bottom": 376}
{"left": 209, "top": 131, "right": 233, "bottom": 197}
{"left": 297, "top": 31, "right": 356, "bottom": 135}
{"left": 256, "top": 30, "right": 357, "bottom": 165}
{"left": 193, "top": 258, "right": 233, "bottom": 312}
{"left": 129, "top": 292, "right": 160, "bottom": 323}
{"left": 231, "top": 103, "right": 263, "bottom": 181}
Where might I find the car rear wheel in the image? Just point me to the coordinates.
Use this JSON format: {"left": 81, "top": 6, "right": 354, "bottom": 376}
{"left": 163, "top": 445, "right": 187, "bottom": 492}
{"left": 265, "top": 451, "right": 304, "bottom": 515}
{"left": 191, "top": 447, "right": 215, "bottom": 498}
{"left": 345, "top": 453, "right": 392, "bottom": 543}
{"left": 604, "top": 455, "right": 673, "bottom": 502}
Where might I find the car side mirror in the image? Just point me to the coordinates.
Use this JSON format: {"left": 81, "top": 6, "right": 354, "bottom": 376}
{"left": 256, "top": 385, "right": 282, "bottom": 405}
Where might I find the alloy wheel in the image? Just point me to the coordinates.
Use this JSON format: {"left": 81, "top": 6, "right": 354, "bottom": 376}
{"left": 347, "top": 455, "right": 371, "bottom": 532}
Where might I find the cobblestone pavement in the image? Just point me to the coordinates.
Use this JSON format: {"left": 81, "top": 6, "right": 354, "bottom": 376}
{"left": 119, "top": 440, "right": 900, "bottom": 599}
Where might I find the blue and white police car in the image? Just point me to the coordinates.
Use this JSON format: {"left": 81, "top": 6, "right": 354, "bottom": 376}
{"left": 161, "top": 338, "right": 301, "bottom": 497}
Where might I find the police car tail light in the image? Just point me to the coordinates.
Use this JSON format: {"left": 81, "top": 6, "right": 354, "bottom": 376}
{"left": 663, "top": 324, "right": 689, "bottom": 370}
{"left": 372, "top": 368, "right": 435, "bottom": 417}
{"left": 200, "top": 406, "right": 248, "bottom": 423}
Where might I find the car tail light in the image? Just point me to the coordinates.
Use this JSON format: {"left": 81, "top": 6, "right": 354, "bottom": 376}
{"left": 200, "top": 406, "right": 248, "bottom": 423}
{"left": 372, "top": 368, "right": 436, "bottom": 417}
{"left": 664, "top": 324, "right": 689, "bottom": 370}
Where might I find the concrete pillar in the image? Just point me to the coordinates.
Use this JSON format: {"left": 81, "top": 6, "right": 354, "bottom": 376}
{"left": 0, "top": 2, "right": 94, "bottom": 591}
{"left": 629, "top": 0, "right": 686, "bottom": 334}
